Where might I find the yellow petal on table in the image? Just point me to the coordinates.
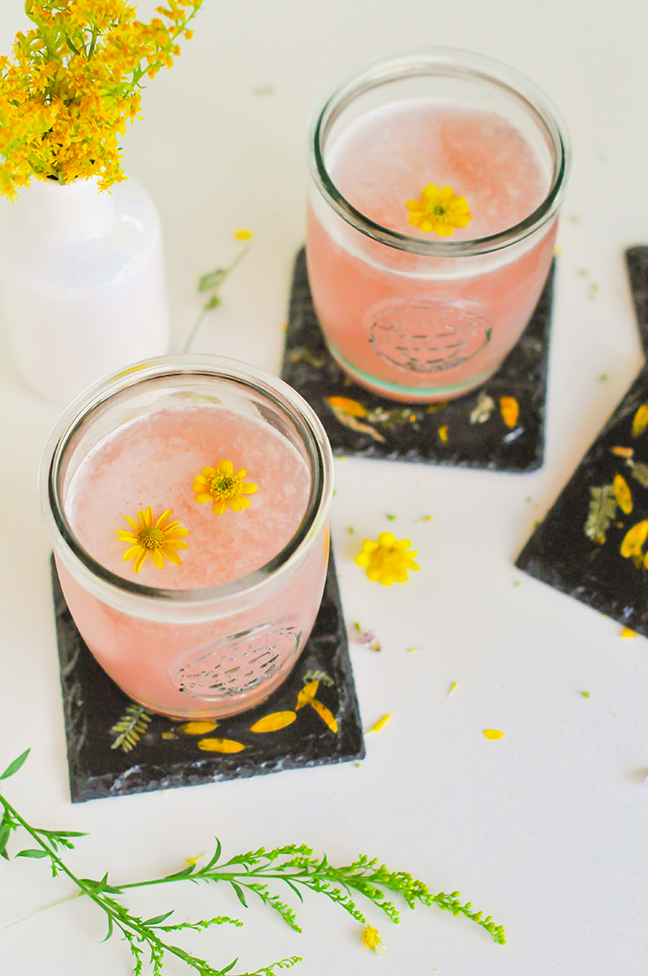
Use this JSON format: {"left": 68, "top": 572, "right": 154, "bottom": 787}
{"left": 484, "top": 729, "right": 504, "bottom": 740}
{"left": 308, "top": 699, "right": 338, "bottom": 733}
{"left": 613, "top": 473, "right": 633, "bottom": 514}
{"left": 250, "top": 711, "right": 297, "bottom": 733}
{"left": 632, "top": 403, "right": 648, "bottom": 438}
{"left": 438, "top": 425, "right": 448, "bottom": 443}
{"left": 500, "top": 396, "right": 519, "bottom": 428}
{"left": 296, "top": 680, "right": 319, "bottom": 710}
{"left": 177, "top": 721, "right": 219, "bottom": 735}
{"left": 197, "top": 738, "right": 245, "bottom": 753}
{"left": 369, "top": 713, "right": 391, "bottom": 733}
{"left": 620, "top": 627, "right": 637, "bottom": 638}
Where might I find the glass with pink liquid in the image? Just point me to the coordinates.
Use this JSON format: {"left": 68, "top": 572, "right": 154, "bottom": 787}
{"left": 40, "top": 356, "right": 333, "bottom": 719}
{"left": 306, "top": 49, "right": 571, "bottom": 402}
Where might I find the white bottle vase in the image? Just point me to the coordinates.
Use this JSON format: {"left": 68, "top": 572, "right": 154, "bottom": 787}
{"left": 0, "top": 175, "right": 170, "bottom": 404}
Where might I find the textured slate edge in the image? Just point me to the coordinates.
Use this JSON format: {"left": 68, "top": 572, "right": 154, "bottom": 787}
{"left": 52, "top": 551, "right": 365, "bottom": 802}
{"left": 626, "top": 247, "right": 648, "bottom": 357}
{"left": 281, "top": 247, "right": 555, "bottom": 472}
{"left": 516, "top": 248, "right": 648, "bottom": 630}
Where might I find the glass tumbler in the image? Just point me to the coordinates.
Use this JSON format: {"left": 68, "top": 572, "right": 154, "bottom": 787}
{"left": 306, "top": 48, "right": 571, "bottom": 402}
{"left": 40, "top": 356, "right": 333, "bottom": 719}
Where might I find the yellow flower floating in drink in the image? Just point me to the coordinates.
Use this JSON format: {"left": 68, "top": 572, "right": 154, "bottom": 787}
{"left": 355, "top": 532, "right": 420, "bottom": 586}
{"left": 192, "top": 459, "right": 257, "bottom": 516}
{"left": 405, "top": 184, "right": 472, "bottom": 236}
{"left": 116, "top": 507, "right": 189, "bottom": 573}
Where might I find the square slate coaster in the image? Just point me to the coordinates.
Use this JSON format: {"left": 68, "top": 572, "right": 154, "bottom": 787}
{"left": 53, "top": 551, "right": 365, "bottom": 803}
{"left": 516, "top": 247, "right": 648, "bottom": 633}
{"left": 281, "top": 248, "right": 555, "bottom": 472}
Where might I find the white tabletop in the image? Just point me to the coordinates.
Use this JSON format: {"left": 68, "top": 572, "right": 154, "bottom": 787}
{"left": 1, "top": 1, "right": 647, "bottom": 974}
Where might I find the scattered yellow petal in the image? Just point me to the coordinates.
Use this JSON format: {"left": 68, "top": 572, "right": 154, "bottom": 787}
{"left": 632, "top": 404, "right": 648, "bottom": 438}
{"left": 186, "top": 854, "right": 204, "bottom": 866}
{"left": 308, "top": 699, "right": 338, "bottom": 733}
{"left": 250, "top": 711, "right": 297, "bottom": 733}
{"left": 553, "top": 245, "right": 563, "bottom": 255}
{"left": 406, "top": 184, "right": 471, "bottom": 237}
{"left": 448, "top": 682, "right": 458, "bottom": 697}
{"left": 177, "top": 721, "right": 219, "bottom": 736}
{"left": 355, "top": 532, "right": 419, "bottom": 586}
{"left": 620, "top": 521, "right": 648, "bottom": 560}
{"left": 484, "top": 729, "right": 504, "bottom": 740}
{"left": 362, "top": 925, "right": 385, "bottom": 954}
{"left": 328, "top": 396, "right": 368, "bottom": 418}
{"left": 234, "top": 229, "right": 253, "bottom": 240}
{"left": 416, "top": 514, "right": 434, "bottom": 523}
{"left": 613, "top": 473, "right": 633, "bottom": 514}
{"left": 369, "top": 714, "right": 391, "bottom": 733}
{"left": 161, "top": 731, "right": 178, "bottom": 740}
{"left": 197, "top": 738, "right": 246, "bottom": 753}
{"left": 296, "top": 680, "right": 319, "bottom": 710}
{"left": 620, "top": 627, "right": 637, "bottom": 639}
{"left": 406, "top": 647, "right": 418, "bottom": 653}
{"left": 611, "top": 446, "right": 634, "bottom": 458}
{"left": 500, "top": 396, "right": 519, "bottom": 428}
{"left": 438, "top": 425, "right": 448, "bottom": 443}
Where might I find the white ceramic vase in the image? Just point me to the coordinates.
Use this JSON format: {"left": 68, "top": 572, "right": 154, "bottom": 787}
{"left": 0, "top": 175, "right": 170, "bottom": 404}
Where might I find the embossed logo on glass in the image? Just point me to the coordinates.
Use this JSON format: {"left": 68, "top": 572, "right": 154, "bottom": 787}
{"left": 368, "top": 299, "right": 491, "bottom": 373}
{"left": 171, "top": 617, "right": 302, "bottom": 701}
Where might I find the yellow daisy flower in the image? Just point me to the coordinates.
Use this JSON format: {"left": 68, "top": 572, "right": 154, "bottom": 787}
{"left": 116, "top": 508, "right": 189, "bottom": 574}
{"left": 406, "top": 184, "right": 472, "bottom": 237}
{"left": 192, "top": 460, "right": 258, "bottom": 516}
{"left": 355, "top": 532, "right": 420, "bottom": 586}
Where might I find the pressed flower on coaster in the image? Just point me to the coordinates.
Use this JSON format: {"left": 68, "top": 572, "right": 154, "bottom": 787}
{"left": 51, "top": 550, "right": 364, "bottom": 802}
{"left": 517, "top": 248, "right": 648, "bottom": 634}
{"left": 281, "top": 249, "right": 555, "bottom": 472}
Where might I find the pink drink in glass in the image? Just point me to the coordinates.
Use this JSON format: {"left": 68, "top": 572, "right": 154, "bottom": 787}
{"left": 306, "top": 51, "right": 570, "bottom": 402}
{"left": 43, "top": 359, "right": 333, "bottom": 719}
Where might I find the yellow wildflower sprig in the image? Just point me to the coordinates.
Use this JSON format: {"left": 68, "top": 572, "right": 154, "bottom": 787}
{"left": 116, "top": 506, "right": 189, "bottom": 572}
{"left": 406, "top": 184, "right": 471, "bottom": 237}
{"left": 0, "top": 750, "right": 507, "bottom": 976}
{"left": 355, "top": 532, "right": 420, "bottom": 585}
{"left": 0, "top": 0, "right": 205, "bottom": 199}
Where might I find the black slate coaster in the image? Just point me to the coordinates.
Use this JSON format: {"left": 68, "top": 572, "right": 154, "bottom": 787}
{"left": 516, "top": 247, "right": 648, "bottom": 632}
{"left": 53, "top": 552, "right": 364, "bottom": 803}
{"left": 281, "top": 248, "right": 555, "bottom": 472}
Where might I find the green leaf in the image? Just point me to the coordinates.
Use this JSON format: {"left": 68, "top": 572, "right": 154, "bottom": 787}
{"left": 39, "top": 829, "right": 87, "bottom": 838}
{"left": 143, "top": 911, "right": 175, "bottom": 926}
{"left": 220, "top": 959, "right": 239, "bottom": 975}
{"left": 230, "top": 881, "right": 248, "bottom": 908}
{"left": 204, "top": 295, "right": 221, "bottom": 310}
{"left": 0, "top": 749, "right": 30, "bottom": 780}
{"left": 629, "top": 460, "right": 648, "bottom": 488}
{"left": 584, "top": 484, "right": 616, "bottom": 544}
{"left": 16, "top": 848, "right": 48, "bottom": 858}
{"left": 0, "top": 821, "right": 11, "bottom": 858}
{"left": 203, "top": 836, "right": 222, "bottom": 871}
{"left": 198, "top": 269, "right": 227, "bottom": 292}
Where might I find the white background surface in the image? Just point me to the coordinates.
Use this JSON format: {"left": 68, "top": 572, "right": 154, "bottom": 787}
{"left": 1, "top": 1, "right": 647, "bottom": 974}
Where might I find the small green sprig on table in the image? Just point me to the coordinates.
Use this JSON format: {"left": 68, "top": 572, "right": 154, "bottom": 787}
{"left": 0, "top": 751, "right": 505, "bottom": 975}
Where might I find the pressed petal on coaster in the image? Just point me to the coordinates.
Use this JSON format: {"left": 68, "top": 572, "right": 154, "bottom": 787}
{"left": 281, "top": 248, "right": 555, "bottom": 473}
{"left": 517, "top": 248, "right": 648, "bottom": 636}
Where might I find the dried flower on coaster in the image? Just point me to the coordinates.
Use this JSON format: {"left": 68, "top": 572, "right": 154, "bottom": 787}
{"left": 516, "top": 249, "right": 648, "bottom": 635}
{"left": 116, "top": 507, "right": 189, "bottom": 572}
{"left": 281, "top": 249, "right": 555, "bottom": 472}
{"left": 356, "top": 532, "right": 419, "bottom": 586}
{"left": 405, "top": 184, "right": 471, "bottom": 236}
{"left": 192, "top": 460, "right": 257, "bottom": 516}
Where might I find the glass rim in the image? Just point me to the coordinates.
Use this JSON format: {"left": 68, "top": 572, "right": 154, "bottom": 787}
{"left": 307, "top": 47, "right": 572, "bottom": 257}
{"left": 40, "top": 355, "right": 334, "bottom": 608}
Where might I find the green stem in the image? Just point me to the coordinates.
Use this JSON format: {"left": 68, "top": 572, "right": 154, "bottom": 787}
{"left": 182, "top": 244, "right": 250, "bottom": 353}
{"left": 0, "top": 891, "right": 84, "bottom": 930}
